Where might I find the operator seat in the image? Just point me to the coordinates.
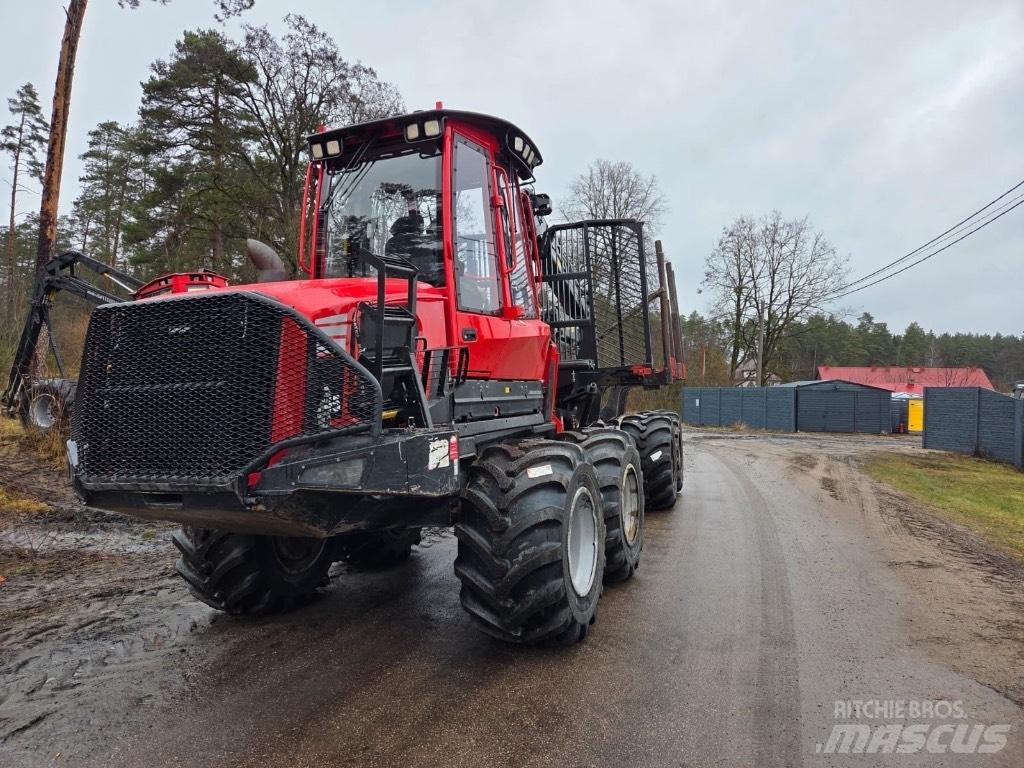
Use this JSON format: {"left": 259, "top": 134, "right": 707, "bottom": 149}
{"left": 385, "top": 212, "right": 444, "bottom": 286}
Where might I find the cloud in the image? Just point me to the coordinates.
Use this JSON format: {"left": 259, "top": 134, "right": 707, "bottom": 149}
{"left": 1, "top": 0, "right": 1020, "bottom": 333}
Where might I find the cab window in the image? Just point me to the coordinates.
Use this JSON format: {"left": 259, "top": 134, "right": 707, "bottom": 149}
{"left": 497, "top": 169, "right": 538, "bottom": 318}
{"left": 453, "top": 137, "right": 501, "bottom": 314}
{"left": 319, "top": 148, "right": 444, "bottom": 286}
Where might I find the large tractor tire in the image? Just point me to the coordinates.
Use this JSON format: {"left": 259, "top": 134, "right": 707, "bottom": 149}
{"left": 558, "top": 428, "right": 644, "bottom": 583}
{"left": 455, "top": 439, "right": 605, "bottom": 646}
{"left": 173, "top": 528, "right": 335, "bottom": 616}
{"left": 335, "top": 528, "right": 421, "bottom": 569}
{"left": 617, "top": 411, "right": 678, "bottom": 510}
{"left": 654, "top": 409, "right": 685, "bottom": 492}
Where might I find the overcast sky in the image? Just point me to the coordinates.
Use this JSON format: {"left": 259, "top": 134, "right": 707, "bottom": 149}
{"left": 1, "top": 0, "right": 1021, "bottom": 334}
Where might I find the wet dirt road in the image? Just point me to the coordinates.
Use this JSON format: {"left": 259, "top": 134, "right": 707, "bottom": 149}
{"left": 2, "top": 432, "right": 1023, "bottom": 767}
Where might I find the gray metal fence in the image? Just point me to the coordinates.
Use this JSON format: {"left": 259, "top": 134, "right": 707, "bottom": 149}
{"left": 923, "top": 387, "right": 1024, "bottom": 469}
{"left": 682, "top": 387, "right": 797, "bottom": 432}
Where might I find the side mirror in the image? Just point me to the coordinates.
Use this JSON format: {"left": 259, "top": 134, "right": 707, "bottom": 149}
{"left": 246, "top": 239, "right": 288, "bottom": 283}
{"left": 502, "top": 305, "right": 525, "bottom": 320}
{"left": 530, "top": 192, "right": 552, "bottom": 217}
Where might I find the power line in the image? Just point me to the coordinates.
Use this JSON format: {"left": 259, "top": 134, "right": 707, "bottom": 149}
{"left": 830, "top": 194, "right": 1024, "bottom": 300}
{"left": 835, "top": 177, "right": 1024, "bottom": 294}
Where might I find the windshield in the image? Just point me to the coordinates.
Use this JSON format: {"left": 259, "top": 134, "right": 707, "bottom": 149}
{"left": 320, "top": 147, "right": 444, "bottom": 285}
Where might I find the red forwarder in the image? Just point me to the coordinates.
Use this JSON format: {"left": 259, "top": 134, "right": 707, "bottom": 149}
{"left": 59, "top": 109, "right": 684, "bottom": 645}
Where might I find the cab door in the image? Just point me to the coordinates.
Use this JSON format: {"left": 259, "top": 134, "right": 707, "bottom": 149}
{"left": 493, "top": 166, "right": 549, "bottom": 378}
{"left": 450, "top": 133, "right": 547, "bottom": 381}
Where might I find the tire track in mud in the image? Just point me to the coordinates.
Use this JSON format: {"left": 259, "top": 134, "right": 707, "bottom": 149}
{"left": 712, "top": 451, "right": 803, "bottom": 768}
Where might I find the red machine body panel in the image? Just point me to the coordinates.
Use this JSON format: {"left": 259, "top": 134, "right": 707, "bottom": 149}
{"left": 242, "top": 277, "right": 448, "bottom": 356}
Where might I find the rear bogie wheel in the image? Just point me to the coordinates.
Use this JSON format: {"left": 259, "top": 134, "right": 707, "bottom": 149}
{"left": 173, "top": 528, "right": 335, "bottom": 616}
{"left": 455, "top": 439, "right": 605, "bottom": 646}
{"left": 558, "top": 428, "right": 644, "bottom": 583}
{"left": 335, "top": 527, "right": 421, "bottom": 569}
{"left": 617, "top": 411, "right": 678, "bottom": 510}
{"left": 653, "top": 409, "right": 684, "bottom": 491}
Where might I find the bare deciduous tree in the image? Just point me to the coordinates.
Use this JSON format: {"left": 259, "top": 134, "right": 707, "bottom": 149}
{"left": 561, "top": 158, "right": 667, "bottom": 229}
{"left": 234, "top": 14, "right": 404, "bottom": 267}
{"left": 704, "top": 216, "right": 756, "bottom": 379}
{"left": 704, "top": 212, "right": 848, "bottom": 385}
{"left": 561, "top": 158, "right": 669, "bottom": 328}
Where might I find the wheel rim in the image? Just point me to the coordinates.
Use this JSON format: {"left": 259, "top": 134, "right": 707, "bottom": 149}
{"left": 30, "top": 394, "right": 57, "bottom": 429}
{"left": 566, "top": 485, "right": 599, "bottom": 596}
{"left": 622, "top": 465, "right": 641, "bottom": 545}
{"left": 271, "top": 537, "right": 327, "bottom": 576}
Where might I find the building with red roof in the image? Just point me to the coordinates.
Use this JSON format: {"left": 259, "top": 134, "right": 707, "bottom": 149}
{"left": 815, "top": 366, "right": 994, "bottom": 396}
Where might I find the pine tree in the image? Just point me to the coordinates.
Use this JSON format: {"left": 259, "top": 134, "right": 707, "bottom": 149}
{"left": 2, "top": 83, "right": 49, "bottom": 306}
{"left": 137, "top": 29, "right": 256, "bottom": 276}
{"left": 73, "top": 121, "right": 148, "bottom": 271}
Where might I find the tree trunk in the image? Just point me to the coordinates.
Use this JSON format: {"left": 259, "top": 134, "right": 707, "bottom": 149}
{"left": 5, "top": 140, "right": 20, "bottom": 319}
{"left": 30, "top": 0, "right": 87, "bottom": 376}
{"left": 729, "top": 288, "right": 743, "bottom": 380}
{"left": 35, "top": 0, "right": 88, "bottom": 271}
{"left": 210, "top": 85, "right": 226, "bottom": 273}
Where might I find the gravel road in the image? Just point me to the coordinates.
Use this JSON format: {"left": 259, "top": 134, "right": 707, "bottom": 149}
{"left": 2, "top": 431, "right": 1022, "bottom": 767}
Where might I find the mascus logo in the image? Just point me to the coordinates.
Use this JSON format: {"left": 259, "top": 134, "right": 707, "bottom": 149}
{"left": 817, "top": 723, "right": 1010, "bottom": 754}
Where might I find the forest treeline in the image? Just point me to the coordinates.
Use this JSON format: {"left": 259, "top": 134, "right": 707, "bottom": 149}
{"left": 680, "top": 310, "right": 1024, "bottom": 391}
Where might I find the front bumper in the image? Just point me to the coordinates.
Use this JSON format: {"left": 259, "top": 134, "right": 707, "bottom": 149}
{"left": 70, "top": 428, "right": 462, "bottom": 537}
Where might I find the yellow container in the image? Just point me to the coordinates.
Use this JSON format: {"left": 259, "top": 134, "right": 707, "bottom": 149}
{"left": 907, "top": 399, "right": 924, "bottom": 433}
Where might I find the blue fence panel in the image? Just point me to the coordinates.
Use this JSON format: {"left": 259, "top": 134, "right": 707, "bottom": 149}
{"left": 1017, "top": 399, "right": 1024, "bottom": 470}
{"left": 923, "top": 387, "right": 1023, "bottom": 470}
{"left": 741, "top": 389, "right": 767, "bottom": 429}
{"left": 923, "top": 388, "right": 980, "bottom": 455}
{"left": 978, "top": 389, "right": 1017, "bottom": 464}
{"left": 766, "top": 389, "right": 797, "bottom": 432}
{"left": 682, "top": 388, "right": 701, "bottom": 425}
{"left": 701, "top": 388, "right": 721, "bottom": 426}
{"left": 720, "top": 389, "right": 743, "bottom": 426}
{"left": 681, "top": 387, "right": 796, "bottom": 432}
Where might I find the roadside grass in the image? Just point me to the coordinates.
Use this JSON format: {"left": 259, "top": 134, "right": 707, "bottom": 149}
{"left": 864, "top": 452, "right": 1024, "bottom": 559}
{"left": 683, "top": 422, "right": 763, "bottom": 434}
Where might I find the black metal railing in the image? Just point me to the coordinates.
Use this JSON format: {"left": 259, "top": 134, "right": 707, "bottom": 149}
{"left": 540, "top": 219, "right": 653, "bottom": 370}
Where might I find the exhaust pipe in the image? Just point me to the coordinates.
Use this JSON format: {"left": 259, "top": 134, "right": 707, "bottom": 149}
{"left": 246, "top": 239, "right": 288, "bottom": 283}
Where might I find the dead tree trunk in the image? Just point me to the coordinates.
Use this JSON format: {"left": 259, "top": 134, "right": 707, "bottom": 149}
{"left": 30, "top": 0, "right": 87, "bottom": 376}
{"left": 35, "top": 0, "right": 88, "bottom": 272}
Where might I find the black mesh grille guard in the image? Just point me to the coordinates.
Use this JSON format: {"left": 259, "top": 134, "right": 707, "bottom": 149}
{"left": 72, "top": 291, "right": 381, "bottom": 491}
